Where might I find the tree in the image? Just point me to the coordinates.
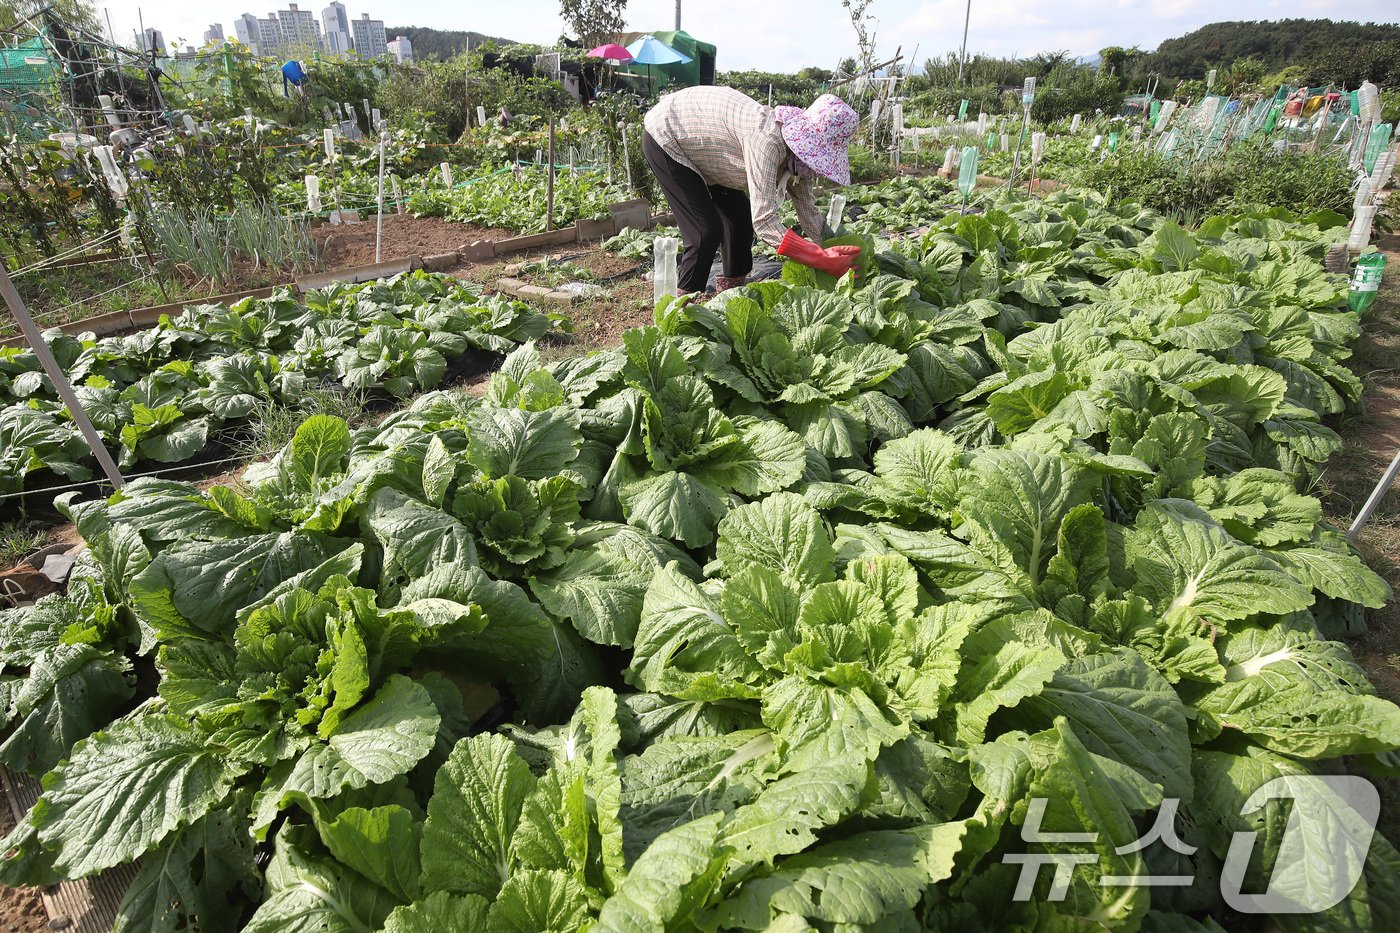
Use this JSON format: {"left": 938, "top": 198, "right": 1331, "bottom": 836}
{"left": 558, "top": 0, "right": 628, "bottom": 53}
{"left": 1098, "top": 46, "right": 1143, "bottom": 79}
{"left": 1227, "top": 56, "right": 1266, "bottom": 94}
{"left": 841, "top": 0, "right": 878, "bottom": 74}
{"left": 1, "top": 0, "right": 100, "bottom": 33}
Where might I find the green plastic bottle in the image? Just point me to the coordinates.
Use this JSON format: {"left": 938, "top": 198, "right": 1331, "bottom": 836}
{"left": 1349, "top": 253, "right": 1386, "bottom": 315}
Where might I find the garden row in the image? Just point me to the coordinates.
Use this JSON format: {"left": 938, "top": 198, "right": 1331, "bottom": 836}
{"left": 0, "top": 271, "right": 561, "bottom": 494}
{"left": 0, "top": 188, "right": 1396, "bottom": 932}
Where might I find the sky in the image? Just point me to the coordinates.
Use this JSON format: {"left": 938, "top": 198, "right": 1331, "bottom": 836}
{"left": 101, "top": 0, "right": 1380, "bottom": 72}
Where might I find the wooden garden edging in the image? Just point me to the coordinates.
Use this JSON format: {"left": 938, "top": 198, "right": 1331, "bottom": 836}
{"left": 2, "top": 200, "right": 660, "bottom": 348}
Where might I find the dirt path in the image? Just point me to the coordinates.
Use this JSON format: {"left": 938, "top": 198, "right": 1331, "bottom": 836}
{"left": 1321, "top": 231, "right": 1400, "bottom": 841}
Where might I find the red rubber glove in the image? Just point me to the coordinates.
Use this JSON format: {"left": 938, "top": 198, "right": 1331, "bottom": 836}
{"left": 777, "top": 229, "right": 862, "bottom": 278}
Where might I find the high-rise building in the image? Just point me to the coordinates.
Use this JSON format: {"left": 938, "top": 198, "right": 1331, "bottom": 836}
{"left": 322, "top": 2, "right": 351, "bottom": 53}
{"left": 233, "top": 13, "right": 260, "bottom": 53}
{"left": 256, "top": 15, "right": 283, "bottom": 56}
{"left": 204, "top": 24, "right": 225, "bottom": 45}
{"left": 278, "top": 4, "right": 320, "bottom": 50}
{"left": 324, "top": 29, "right": 352, "bottom": 54}
{"left": 387, "top": 35, "right": 412, "bottom": 63}
{"left": 140, "top": 28, "right": 166, "bottom": 56}
{"left": 351, "top": 13, "right": 386, "bottom": 58}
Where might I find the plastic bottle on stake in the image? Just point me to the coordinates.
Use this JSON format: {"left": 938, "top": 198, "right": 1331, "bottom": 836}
{"left": 306, "top": 174, "right": 321, "bottom": 213}
{"left": 1350, "top": 206, "right": 1378, "bottom": 250}
{"left": 825, "top": 195, "right": 847, "bottom": 233}
{"left": 1364, "top": 124, "right": 1392, "bottom": 174}
{"left": 957, "top": 146, "right": 979, "bottom": 208}
{"left": 323, "top": 128, "right": 336, "bottom": 160}
{"left": 653, "top": 237, "right": 679, "bottom": 302}
{"left": 1354, "top": 179, "right": 1372, "bottom": 215}
{"left": 1350, "top": 254, "right": 1386, "bottom": 315}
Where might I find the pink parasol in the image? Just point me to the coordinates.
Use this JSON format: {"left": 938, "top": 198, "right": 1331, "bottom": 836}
{"left": 588, "top": 43, "right": 634, "bottom": 63}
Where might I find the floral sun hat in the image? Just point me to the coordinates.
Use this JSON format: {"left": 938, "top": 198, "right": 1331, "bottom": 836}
{"left": 773, "top": 94, "right": 860, "bottom": 186}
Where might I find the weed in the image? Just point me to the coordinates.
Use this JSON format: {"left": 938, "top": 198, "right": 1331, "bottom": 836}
{"left": 231, "top": 383, "right": 373, "bottom": 459}
{"left": 0, "top": 519, "right": 45, "bottom": 568}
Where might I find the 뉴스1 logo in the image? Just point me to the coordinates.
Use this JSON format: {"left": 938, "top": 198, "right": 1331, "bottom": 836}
{"left": 1004, "top": 775, "right": 1380, "bottom": 913}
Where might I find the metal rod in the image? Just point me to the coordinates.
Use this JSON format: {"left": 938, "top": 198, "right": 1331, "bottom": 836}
{"left": 620, "top": 121, "right": 633, "bottom": 192}
{"left": 546, "top": 114, "right": 556, "bottom": 232}
{"left": 375, "top": 125, "right": 387, "bottom": 263}
{"left": 1348, "top": 448, "right": 1400, "bottom": 543}
{"left": 957, "top": 0, "right": 972, "bottom": 84}
{"left": 0, "top": 266, "right": 125, "bottom": 489}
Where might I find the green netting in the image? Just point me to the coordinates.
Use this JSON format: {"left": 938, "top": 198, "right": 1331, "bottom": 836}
{"left": 0, "top": 38, "right": 59, "bottom": 136}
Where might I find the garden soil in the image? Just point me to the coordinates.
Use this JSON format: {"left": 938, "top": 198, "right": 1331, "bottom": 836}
{"left": 0, "top": 780, "right": 48, "bottom": 932}
{"left": 315, "top": 215, "right": 517, "bottom": 268}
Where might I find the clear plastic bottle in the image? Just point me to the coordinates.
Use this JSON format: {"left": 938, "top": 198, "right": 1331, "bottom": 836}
{"left": 825, "top": 195, "right": 847, "bottom": 235}
{"left": 653, "top": 236, "right": 679, "bottom": 303}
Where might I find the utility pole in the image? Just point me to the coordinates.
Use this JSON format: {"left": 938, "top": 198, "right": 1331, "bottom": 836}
{"left": 675, "top": 0, "right": 682, "bottom": 31}
{"left": 957, "top": 0, "right": 971, "bottom": 84}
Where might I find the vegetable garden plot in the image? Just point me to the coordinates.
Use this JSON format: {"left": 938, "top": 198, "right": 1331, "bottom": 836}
{"left": 1, "top": 188, "right": 1397, "bottom": 932}
{"left": 406, "top": 167, "right": 633, "bottom": 234}
{"left": 0, "top": 271, "right": 561, "bottom": 495}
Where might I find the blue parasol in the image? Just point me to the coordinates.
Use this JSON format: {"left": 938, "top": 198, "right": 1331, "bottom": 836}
{"left": 625, "top": 35, "right": 691, "bottom": 95}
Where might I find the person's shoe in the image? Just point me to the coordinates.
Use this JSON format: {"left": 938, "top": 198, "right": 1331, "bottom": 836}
{"left": 715, "top": 275, "right": 748, "bottom": 292}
